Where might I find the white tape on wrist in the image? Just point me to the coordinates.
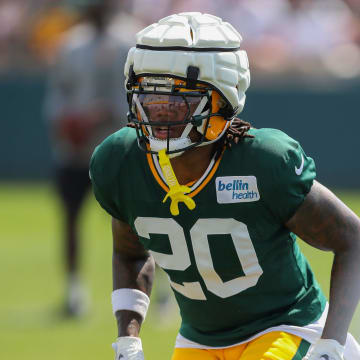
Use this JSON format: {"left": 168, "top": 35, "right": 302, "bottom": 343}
{"left": 111, "top": 288, "right": 150, "bottom": 320}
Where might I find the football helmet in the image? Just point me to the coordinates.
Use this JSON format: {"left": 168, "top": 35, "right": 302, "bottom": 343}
{"left": 124, "top": 12, "right": 250, "bottom": 157}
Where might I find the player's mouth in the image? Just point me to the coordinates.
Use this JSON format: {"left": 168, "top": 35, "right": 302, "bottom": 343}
{"left": 153, "top": 126, "right": 182, "bottom": 139}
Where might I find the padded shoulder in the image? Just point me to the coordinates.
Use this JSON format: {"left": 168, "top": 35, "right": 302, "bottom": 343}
{"left": 90, "top": 127, "right": 137, "bottom": 181}
{"left": 247, "top": 128, "right": 302, "bottom": 159}
{"left": 241, "top": 128, "right": 316, "bottom": 223}
{"left": 89, "top": 127, "right": 138, "bottom": 220}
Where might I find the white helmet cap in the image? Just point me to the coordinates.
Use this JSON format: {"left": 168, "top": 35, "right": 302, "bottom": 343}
{"left": 124, "top": 12, "right": 250, "bottom": 116}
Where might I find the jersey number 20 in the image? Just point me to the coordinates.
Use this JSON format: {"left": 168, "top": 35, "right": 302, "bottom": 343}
{"left": 134, "top": 217, "right": 263, "bottom": 300}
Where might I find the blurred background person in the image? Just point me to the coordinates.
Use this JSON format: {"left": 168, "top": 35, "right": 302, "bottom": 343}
{"left": 43, "top": 0, "right": 134, "bottom": 317}
{"left": 29, "top": 1, "right": 78, "bottom": 66}
{"left": 0, "top": 0, "right": 33, "bottom": 71}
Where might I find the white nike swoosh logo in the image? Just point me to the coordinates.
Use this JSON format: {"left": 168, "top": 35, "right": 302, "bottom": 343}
{"left": 295, "top": 154, "right": 304, "bottom": 176}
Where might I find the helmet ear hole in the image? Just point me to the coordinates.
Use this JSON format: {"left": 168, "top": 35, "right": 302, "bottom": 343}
{"left": 211, "top": 91, "right": 234, "bottom": 119}
{"left": 218, "top": 105, "right": 235, "bottom": 119}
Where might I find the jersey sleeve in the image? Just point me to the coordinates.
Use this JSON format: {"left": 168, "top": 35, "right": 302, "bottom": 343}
{"left": 258, "top": 129, "right": 316, "bottom": 223}
{"left": 89, "top": 134, "right": 126, "bottom": 221}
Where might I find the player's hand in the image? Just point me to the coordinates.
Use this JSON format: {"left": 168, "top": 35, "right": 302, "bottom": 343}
{"left": 302, "top": 339, "right": 345, "bottom": 360}
{"left": 112, "top": 337, "right": 144, "bottom": 360}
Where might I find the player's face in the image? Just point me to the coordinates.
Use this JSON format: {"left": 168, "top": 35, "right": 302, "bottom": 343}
{"left": 138, "top": 94, "right": 201, "bottom": 139}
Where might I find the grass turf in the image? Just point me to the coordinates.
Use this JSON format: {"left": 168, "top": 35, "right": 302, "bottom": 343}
{"left": 0, "top": 183, "right": 359, "bottom": 359}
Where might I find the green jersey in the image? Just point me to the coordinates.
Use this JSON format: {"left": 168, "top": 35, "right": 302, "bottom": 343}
{"left": 90, "top": 127, "right": 326, "bottom": 347}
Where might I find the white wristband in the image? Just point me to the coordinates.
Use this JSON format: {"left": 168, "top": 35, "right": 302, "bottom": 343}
{"left": 111, "top": 288, "right": 150, "bottom": 320}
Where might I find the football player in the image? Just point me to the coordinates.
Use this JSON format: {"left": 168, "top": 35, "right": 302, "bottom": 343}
{"left": 89, "top": 13, "right": 360, "bottom": 360}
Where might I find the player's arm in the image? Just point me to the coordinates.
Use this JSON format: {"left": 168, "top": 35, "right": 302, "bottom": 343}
{"left": 286, "top": 180, "right": 360, "bottom": 354}
{"left": 111, "top": 217, "right": 155, "bottom": 359}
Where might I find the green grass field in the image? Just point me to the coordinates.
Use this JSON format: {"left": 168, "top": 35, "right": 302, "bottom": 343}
{"left": 1, "top": 183, "right": 359, "bottom": 360}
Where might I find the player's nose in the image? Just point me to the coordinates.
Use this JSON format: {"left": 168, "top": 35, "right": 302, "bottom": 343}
{"left": 150, "top": 105, "right": 175, "bottom": 122}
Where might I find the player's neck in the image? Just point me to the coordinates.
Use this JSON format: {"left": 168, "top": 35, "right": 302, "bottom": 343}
{"left": 170, "top": 143, "right": 217, "bottom": 185}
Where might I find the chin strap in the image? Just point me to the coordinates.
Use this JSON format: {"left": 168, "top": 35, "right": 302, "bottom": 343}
{"left": 158, "top": 149, "right": 196, "bottom": 216}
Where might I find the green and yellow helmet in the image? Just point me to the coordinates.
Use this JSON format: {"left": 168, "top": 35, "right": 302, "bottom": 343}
{"left": 125, "top": 12, "right": 250, "bottom": 157}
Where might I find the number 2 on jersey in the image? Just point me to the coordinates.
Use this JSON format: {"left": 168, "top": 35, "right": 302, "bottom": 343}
{"left": 134, "top": 217, "right": 263, "bottom": 300}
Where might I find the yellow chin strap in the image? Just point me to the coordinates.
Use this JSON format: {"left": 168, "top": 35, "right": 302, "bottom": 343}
{"left": 158, "top": 149, "right": 196, "bottom": 216}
